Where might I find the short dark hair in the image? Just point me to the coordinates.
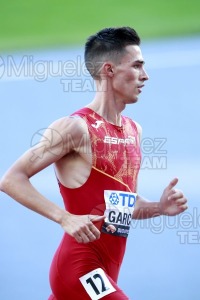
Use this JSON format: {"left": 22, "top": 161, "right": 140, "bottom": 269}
{"left": 84, "top": 27, "right": 141, "bottom": 79}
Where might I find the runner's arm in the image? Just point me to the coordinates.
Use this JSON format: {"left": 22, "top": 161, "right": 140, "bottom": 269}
{"left": 133, "top": 122, "right": 187, "bottom": 219}
{"left": 133, "top": 178, "right": 187, "bottom": 219}
{"left": 0, "top": 117, "right": 77, "bottom": 222}
{"left": 0, "top": 117, "right": 104, "bottom": 243}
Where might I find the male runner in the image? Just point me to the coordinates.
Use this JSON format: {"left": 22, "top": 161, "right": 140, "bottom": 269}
{"left": 0, "top": 27, "right": 187, "bottom": 299}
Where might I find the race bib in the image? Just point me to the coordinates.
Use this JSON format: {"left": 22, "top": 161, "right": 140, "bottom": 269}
{"left": 101, "top": 190, "right": 137, "bottom": 237}
{"left": 79, "top": 268, "right": 116, "bottom": 299}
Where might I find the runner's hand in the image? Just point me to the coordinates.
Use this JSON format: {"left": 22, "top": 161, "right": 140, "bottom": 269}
{"left": 159, "top": 178, "right": 188, "bottom": 216}
{"left": 60, "top": 213, "right": 105, "bottom": 243}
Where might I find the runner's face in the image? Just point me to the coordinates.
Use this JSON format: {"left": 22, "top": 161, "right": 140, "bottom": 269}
{"left": 112, "top": 45, "right": 149, "bottom": 103}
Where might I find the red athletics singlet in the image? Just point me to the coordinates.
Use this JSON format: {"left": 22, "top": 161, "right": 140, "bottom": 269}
{"left": 48, "top": 108, "right": 141, "bottom": 300}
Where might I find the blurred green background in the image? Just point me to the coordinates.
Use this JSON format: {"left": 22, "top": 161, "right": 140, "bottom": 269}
{"left": 0, "top": 0, "right": 200, "bottom": 51}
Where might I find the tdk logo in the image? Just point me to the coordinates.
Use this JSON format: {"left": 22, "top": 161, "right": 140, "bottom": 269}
{"left": 109, "top": 193, "right": 119, "bottom": 205}
{"left": 108, "top": 192, "right": 136, "bottom": 207}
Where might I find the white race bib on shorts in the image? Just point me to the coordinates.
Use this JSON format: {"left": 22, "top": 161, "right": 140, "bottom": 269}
{"left": 79, "top": 268, "right": 116, "bottom": 299}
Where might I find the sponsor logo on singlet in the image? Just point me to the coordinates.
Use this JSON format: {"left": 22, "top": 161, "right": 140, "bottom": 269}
{"left": 91, "top": 120, "right": 104, "bottom": 129}
{"left": 102, "top": 190, "right": 137, "bottom": 238}
{"left": 103, "top": 135, "right": 136, "bottom": 145}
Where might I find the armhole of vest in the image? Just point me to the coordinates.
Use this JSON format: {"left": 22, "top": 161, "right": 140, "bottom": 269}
{"left": 70, "top": 112, "right": 94, "bottom": 163}
{"left": 124, "top": 116, "right": 139, "bottom": 134}
{"left": 124, "top": 116, "right": 141, "bottom": 146}
{"left": 55, "top": 114, "right": 94, "bottom": 190}
{"left": 133, "top": 120, "right": 140, "bottom": 140}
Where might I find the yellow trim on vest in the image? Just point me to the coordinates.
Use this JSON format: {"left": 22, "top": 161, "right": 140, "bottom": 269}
{"left": 92, "top": 166, "right": 132, "bottom": 193}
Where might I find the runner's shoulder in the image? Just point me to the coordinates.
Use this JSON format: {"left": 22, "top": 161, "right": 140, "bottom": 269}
{"left": 47, "top": 115, "right": 88, "bottom": 138}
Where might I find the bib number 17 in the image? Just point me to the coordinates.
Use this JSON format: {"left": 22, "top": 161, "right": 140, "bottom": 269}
{"left": 79, "top": 268, "right": 116, "bottom": 299}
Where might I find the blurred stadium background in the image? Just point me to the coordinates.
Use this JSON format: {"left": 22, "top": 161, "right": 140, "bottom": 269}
{"left": 0, "top": 1, "right": 200, "bottom": 299}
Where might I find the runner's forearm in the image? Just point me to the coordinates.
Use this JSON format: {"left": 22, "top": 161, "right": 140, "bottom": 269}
{"left": 132, "top": 195, "right": 161, "bottom": 219}
{"left": 0, "top": 172, "right": 68, "bottom": 224}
